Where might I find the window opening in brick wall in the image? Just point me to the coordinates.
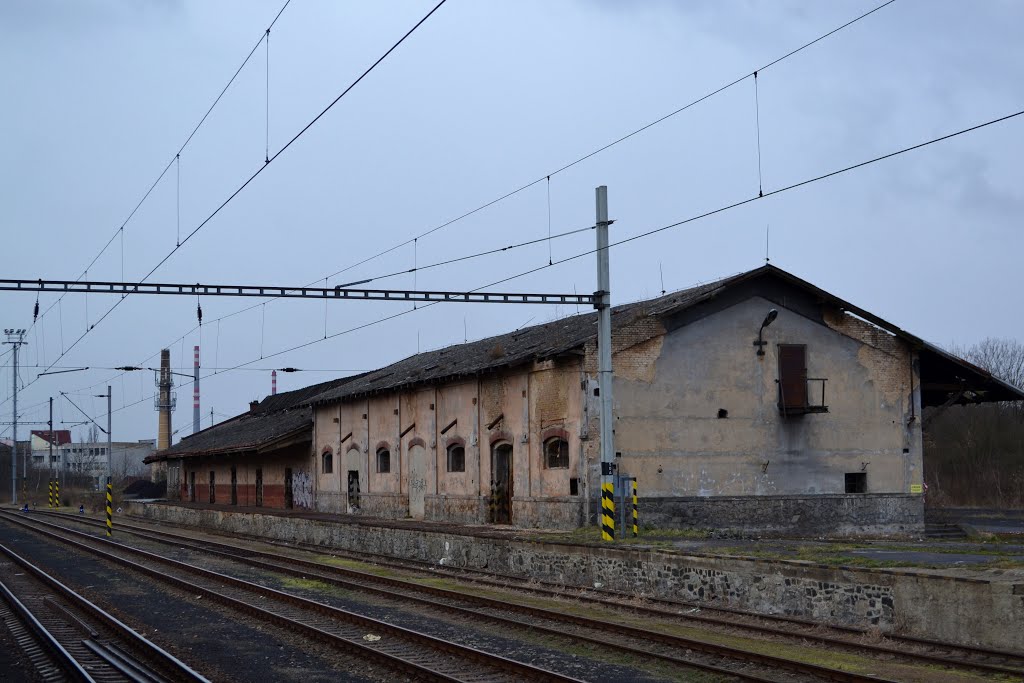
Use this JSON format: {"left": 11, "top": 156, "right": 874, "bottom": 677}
{"left": 544, "top": 437, "right": 569, "bottom": 469}
{"left": 230, "top": 466, "right": 237, "bottom": 505}
{"left": 322, "top": 451, "right": 333, "bottom": 474}
{"left": 447, "top": 444, "right": 465, "bottom": 472}
{"left": 209, "top": 471, "right": 216, "bottom": 504}
{"left": 377, "top": 448, "right": 391, "bottom": 473}
{"left": 255, "top": 468, "right": 263, "bottom": 507}
{"left": 569, "top": 477, "right": 579, "bottom": 495}
{"left": 845, "top": 472, "right": 867, "bottom": 494}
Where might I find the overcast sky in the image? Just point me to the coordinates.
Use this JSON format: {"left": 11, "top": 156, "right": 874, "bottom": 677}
{"left": 2, "top": 0, "right": 1022, "bottom": 443}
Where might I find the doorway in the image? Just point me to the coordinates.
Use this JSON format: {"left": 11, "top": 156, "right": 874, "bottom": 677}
{"left": 347, "top": 470, "right": 360, "bottom": 510}
{"left": 255, "top": 468, "right": 263, "bottom": 507}
{"left": 188, "top": 471, "right": 196, "bottom": 503}
{"left": 408, "top": 443, "right": 426, "bottom": 520}
{"left": 489, "top": 442, "right": 513, "bottom": 524}
{"left": 230, "top": 466, "right": 238, "bottom": 505}
{"left": 284, "top": 467, "right": 293, "bottom": 509}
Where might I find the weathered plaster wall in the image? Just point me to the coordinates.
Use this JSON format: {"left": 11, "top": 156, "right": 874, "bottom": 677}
{"left": 614, "top": 296, "right": 923, "bottom": 504}
{"left": 131, "top": 502, "right": 1024, "bottom": 651}
{"left": 312, "top": 357, "right": 587, "bottom": 528}
{"left": 314, "top": 405, "right": 341, "bottom": 513}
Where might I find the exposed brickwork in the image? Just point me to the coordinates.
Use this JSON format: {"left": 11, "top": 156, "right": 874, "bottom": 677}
{"left": 823, "top": 307, "right": 912, "bottom": 406}
{"left": 582, "top": 314, "right": 666, "bottom": 375}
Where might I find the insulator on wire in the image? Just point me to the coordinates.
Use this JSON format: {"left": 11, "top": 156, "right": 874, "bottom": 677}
{"left": 33, "top": 300, "right": 39, "bottom": 323}
{"left": 197, "top": 302, "right": 203, "bottom": 326}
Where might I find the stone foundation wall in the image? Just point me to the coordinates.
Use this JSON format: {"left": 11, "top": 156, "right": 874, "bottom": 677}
{"left": 512, "top": 497, "right": 587, "bottom": 529}
{"left": 425, "top": 494, "right": 484, "bottom": 524}
{"left": 129, "top": 501, "right": 1023, "bottom": 650}
{"left": 358, "top": 492, "right": 407, "bottom": 518}
{"left": 641, "top": 493, "right": 924, "bottom": 537}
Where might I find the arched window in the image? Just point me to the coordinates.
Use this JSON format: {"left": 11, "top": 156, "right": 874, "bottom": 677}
{"left": 447, "top": 443, "right": 465, "bottom": 472}
{"left": 322, "top": 450, "right": 333, "bottom": 474}
{"left": 544, "top": 437, "right": 569, "bottom": 469}
{"left": 376, "top": 447, "right": 391, "bottom": 473}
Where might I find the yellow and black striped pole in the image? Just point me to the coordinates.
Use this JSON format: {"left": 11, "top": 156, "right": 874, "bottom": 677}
{"left": 105, "top": 477, "right": 113, "bottom": 537}
{"left": 632, "top": 480, "right": 638, "bottom": 537}
{"left": 601, "top": 482, "right": 615, "bottom": 541}
{"left": 48, "top": 480, "right": 54, "bottom": 509}
{"left": 55, "top": 480, "right": 60, "bottom": 508}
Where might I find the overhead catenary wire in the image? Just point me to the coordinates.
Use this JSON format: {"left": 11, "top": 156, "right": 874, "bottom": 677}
{"left": 91, "top": 102, "right": 1022, "bottom": 426}
{"left": 29, "top": 0, "right": 448, "bottom": 382}
{"left": 320, "top": 0, "right": 898, "bottom": 286}
{"left": 23, "top": 0, "right": 892, "bottom": 412}
{"left": 13, "top": 102, "right": 1019, "bottom": 421}
{"left": 26, "top": 0, "right": 294, "bottom": 337}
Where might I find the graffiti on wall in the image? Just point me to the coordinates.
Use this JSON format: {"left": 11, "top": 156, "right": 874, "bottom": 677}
{"left": 293, "top": 469, "right": 313, "bottom": 509}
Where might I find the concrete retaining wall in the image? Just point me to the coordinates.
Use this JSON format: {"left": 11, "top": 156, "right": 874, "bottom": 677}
{"left": 130, "top": 501, "right": 1023, "bottom": 651}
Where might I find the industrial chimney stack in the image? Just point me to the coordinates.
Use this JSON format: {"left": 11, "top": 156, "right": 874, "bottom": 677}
{"left": 155, "top": 349, "right": 176, "bottom": 450}
{"left": 272, "top": 370, "right": 277, "bottom": 395}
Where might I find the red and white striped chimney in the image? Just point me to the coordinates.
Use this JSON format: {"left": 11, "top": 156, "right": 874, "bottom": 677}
{"left": 193, "top": 346, "right": 200, "bottom": 435}
{"left": 271, "top": 369, "right": 277, "bottom": 395}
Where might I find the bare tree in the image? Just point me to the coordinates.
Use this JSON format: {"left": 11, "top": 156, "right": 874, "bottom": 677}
{"left": 964, "top": 338, "right": 1024, "bottom": 391}
{"left": 926, "top": 338, "right": 1024, "bottom": 508}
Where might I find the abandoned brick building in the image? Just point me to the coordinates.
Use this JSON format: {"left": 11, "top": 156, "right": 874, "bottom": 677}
{"left": 145, "top": 265, "right": 1024, "bottom": 536}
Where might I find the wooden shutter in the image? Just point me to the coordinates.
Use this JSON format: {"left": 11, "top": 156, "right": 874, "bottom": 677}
{"left": 778, "top": 345, "right": 807, "bottom": 410}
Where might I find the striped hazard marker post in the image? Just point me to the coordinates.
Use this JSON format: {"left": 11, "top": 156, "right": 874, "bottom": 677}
{"left": 105, "top": 477, "right": 113, "bottom": 537}
{"left": 55, "top": 480, "right": 60, "bottom": 508}
{"left": 48, "top": 480, "right": 54, "bottom": 509}
{"left": 632, "top": 480, "right": 638, "bottom": 538}
{"left": 601, "top": 482, "right": 615, "bottom": 541}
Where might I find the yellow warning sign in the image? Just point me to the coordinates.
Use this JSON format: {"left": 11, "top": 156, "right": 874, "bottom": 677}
{"left": 910, "top": 484, "right": 923, "bottom": 494}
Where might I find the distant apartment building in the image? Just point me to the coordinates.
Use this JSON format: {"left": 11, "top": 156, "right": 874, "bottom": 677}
{"left": 30, "top": 432, "right": 156, "bottom": 487}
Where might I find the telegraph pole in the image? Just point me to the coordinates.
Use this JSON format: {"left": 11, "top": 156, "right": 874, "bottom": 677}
{"left": 594, "top": 188, "right": 615, "bottom": 541}
{"left": 4, "top": 328, "right": 27, "bottom": 504}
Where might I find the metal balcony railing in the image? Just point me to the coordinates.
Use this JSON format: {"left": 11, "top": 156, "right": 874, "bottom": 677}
{"left": 777, "top": 377, "right": 829, "bottom": 416}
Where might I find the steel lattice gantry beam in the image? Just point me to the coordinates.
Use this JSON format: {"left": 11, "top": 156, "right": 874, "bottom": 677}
{"left": 0, "top": 279, "right": 597, "bottom": 306}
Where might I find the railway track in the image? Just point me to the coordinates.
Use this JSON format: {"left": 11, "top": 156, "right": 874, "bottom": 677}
{"left": 241, "top": 518, "right": 1024, "bottom": 677}
{"left": 0, "top": 540, "right": 210, "bottom": 683}
{"left": 7, "top": 510, "right": 995, "bottom": 682}
{"left": 1, "top": 511, "right": 587, "bottom": 683}
{"left": 43, "top": 509, "right": 1024, "bottom": 680}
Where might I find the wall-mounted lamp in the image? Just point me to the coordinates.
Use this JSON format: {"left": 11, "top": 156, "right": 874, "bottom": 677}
{"left": 861, "top": 461, "right": 870, "bottom": 471}
{"left": 753, "top": 309, "right": 778, "bottom": 356}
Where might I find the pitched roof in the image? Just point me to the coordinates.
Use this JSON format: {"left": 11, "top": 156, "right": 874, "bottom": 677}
{"left": 309, "top": 275, "right": 740, "bottom": 407}
{"left": 309, "top": 264, "right": 1024, "bottom": 408}
{"left": 149, "top": 264, "right": 1024, "bottom": 465}
{"left": 144, "top": 374, "right": 367, "bottom": 462}
{"left": 31, "top": 430, "right": 71, "bottom": 446}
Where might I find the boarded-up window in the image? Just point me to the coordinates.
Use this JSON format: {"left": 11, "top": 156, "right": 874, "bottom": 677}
{"left": 545, "top": 437, "right": 569, "bottom": 469}
{"left": 778, "top": 344, "right": 808, "bottom": 410}
{"left": 377, "top": 448, "right": 391, "bottom": 474}
{"left": 447, "top": 444, "right": 465, "bottom": 472}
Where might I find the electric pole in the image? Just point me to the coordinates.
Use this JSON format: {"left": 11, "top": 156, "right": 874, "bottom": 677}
{"left": 95, "top": 386, "right": 112, "bottom": 485}
{"left": 4, "top": 328, "right": 27, "bottom": 504}
{"left": 594, "top": 187, "right": 615, "bottom": 541}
